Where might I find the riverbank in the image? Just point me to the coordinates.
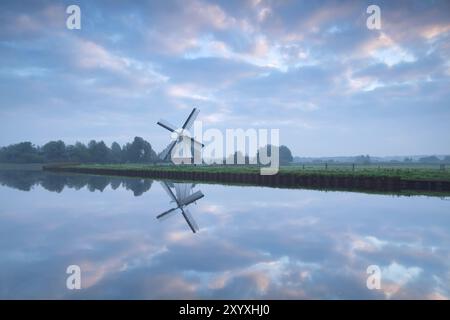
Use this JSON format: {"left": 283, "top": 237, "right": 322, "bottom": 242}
{"left": 43, "top": 163, "right": 450, "bottom": 195}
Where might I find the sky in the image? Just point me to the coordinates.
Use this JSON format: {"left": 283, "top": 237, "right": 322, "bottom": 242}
{"left": 0, "top": 0, "right": 449, "bottom": 157}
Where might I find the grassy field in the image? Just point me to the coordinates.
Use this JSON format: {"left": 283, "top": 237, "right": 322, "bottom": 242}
{"left": 50, "top": 163, "right": 450, "bottom": 182}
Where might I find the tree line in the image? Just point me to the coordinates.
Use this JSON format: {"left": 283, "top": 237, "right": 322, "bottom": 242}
{"left": 230, "top": 145, "right": 293, "bottom": 165}
{"left": 0, "top": 138, "right": 295, "bottom": 165}
{"left": 416, "top": 155, "right": 450, "bottom": 164}
{"left": 0, "top": 137, "right": 158, "bottom": 164}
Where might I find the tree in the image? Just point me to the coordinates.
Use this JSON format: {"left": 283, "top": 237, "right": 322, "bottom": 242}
{"left": 355, "top": 154, "right": 371, "bottom": 164}
{"left": 1, "top": 137, "right": 158, "bottom": 164}
{"left": 74, "top": 142, "right": 90, "bottom": 162}
{"left": 0, "top": 142, "right": 42, "bottom": 163}
{"left": 66, "top": 142, "right": 90, "bottom": 163}
{"left": 110, "top": 142, "right": 122, "bottom": 163}
{"left": 257, "top": 144, "right": 293, "bottom": 165}
{"left": 279, "top": 145, "right": 293, "bottom": 164}
{"left": 88, "top": 140, "right": 110, "bottom": 163}
{"left": 123, "top": 137, "right": 157, "bottom": 163}
{"left": 41, "top": 140, "right": 67, "bottom": 162}
{"left": 419, "top": 156, "right": 440, "bottom": 163}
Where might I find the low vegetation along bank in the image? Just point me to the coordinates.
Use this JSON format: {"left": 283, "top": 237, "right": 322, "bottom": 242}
{"left": 43, "top": 164, "right": 450, "bottom": 195}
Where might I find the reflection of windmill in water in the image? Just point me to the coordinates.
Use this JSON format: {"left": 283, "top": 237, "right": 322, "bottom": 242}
{"left": 157, "top": 181, "right": 205, "bottom": 233}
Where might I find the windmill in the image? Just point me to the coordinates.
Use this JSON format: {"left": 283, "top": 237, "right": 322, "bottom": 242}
{"left": 157, "top": 181, "right": 204, "bottom": 233}
{"left": 157, "top": 108, "right": 204, "bottom": 162}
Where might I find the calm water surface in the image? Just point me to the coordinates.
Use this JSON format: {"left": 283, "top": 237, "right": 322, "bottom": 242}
{"left": 0, "top": 170, "right": 449, "bottom": 299}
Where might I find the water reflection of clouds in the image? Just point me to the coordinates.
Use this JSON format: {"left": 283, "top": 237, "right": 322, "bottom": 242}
{"left": 0, "top": 173, "right": 449, "bottom": 299}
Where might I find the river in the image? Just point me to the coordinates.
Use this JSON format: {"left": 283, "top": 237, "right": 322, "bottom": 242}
{"left": 0, "top": 170, "right": 449, "bottom": 299}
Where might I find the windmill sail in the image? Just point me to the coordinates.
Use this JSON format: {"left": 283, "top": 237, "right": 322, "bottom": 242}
{"left": 157, "top": 119, "right": 177, "bottom": 132}
{"left": 160, "top": 181, "right": 178, "bottom": 204}
{"left": 175, "top": 183, "right": 192, "bottom": 201}
{"left": 181, "top": 207, "right": 199, "bottom": 233}
{"left": 182, "top": 108, "right": 200, "bottom": 130}
{"left": 156, "top": 207, "right": 178, "bottom": 219}
{"left": 189, "top": 136, "right": 205, "bottom": 148}
{"left": 179, "top": 190, "right": 204, "bottom": 206}
{"left": 159, "top": 140, "right": 177, "bottom": 160}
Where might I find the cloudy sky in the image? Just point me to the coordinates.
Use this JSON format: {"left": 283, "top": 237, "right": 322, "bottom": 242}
{"left": 0, "top": 0, "right": 449, "bottom": 156}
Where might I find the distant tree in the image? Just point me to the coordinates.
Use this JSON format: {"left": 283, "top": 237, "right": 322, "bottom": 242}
{"left": 123, "top": 137, "right": 157, "bottom": 163}
{"left": 279, "top": 145, "right": 293, "bottom": 164}
{"left": 41, "top": 140, "right": 67, "bottom": 162}
{"left": 257, "top": 145, "right": 293, "bottom": 165}
{"left": 419, "top": 155, "right": 440, "bottom": 163}
{"left": 65, "top": 145, "right": 77, "bottom": 162}
{"left": 66, "top": 142, "right": 90, "bottom": 163}
{"left": 0, "top": 142, "right": 42, "bottom": 163}
{"left": 110, "top": 142, "right": 122, "bottom": 163}
{"left": 75, "top": 142, "right": 90, "bottom": 162}
{"left": 443, "top": 156, "right": 450, "bottom": 164}
{"left": 1, "top": 137, "right": 157, "bottom": 164}
{"left": 88, "top": 140, "right": 110, "bottom": 163}
{"left": 355, "top": 154, "right": 371, "bottom": 164}
{"left": 403, "top": 157, "right": 413, "bottom": 163}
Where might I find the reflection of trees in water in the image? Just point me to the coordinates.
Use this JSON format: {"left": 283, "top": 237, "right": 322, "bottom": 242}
{"left": 40, "top": 174, "right": 66, "bottom": 193}
{"left": 110, "top": 179, "right": 121, "bottom": 190}
{"left": 122, "top": 179, "right": 153, "bottom": 196}
{"left": 0, "top": 170, "right": 153, "bottom": 196}
{"left": 86, "top": 176, "right": 110, "bottom": 192}
{"left": 0, "top": 170, "right": 42, "bottom": 191}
